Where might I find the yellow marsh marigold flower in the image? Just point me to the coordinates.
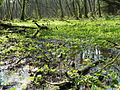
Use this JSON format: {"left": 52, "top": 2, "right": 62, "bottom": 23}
{"left": 117, "top": 87, "right": 120, "bottom": 90}
{"left": 84, "top": 58, "right": 91, "bottom": 62}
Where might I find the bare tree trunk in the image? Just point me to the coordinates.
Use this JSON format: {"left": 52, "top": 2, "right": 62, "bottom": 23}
{"left": 49, "top": 0, "right": 59, "bottom": 17}
{"left": 92, "top": 0, "right": 96, "bottom": 13}
{"left": 10, "top": 0, "right": 15, "bottom": 20}
{"left": 97, "top": 0, "right": 102, "bottom": 17}
{"left": 58, "top": 0, "right": 64, "bottom": 19}
{"left": 35, "top": 0, "right": 42, "bottom": 19}
{"left": 45, "top": 0, "right": 51, "bottom": 18}
{"left": 21, "top": 0, "right": 26, "bottom": 20}
{"left": 5, "top": 0, "right": 10, "bottom": 19}
{"left": 65, "top": 0, "right": 73, "bottom": 17}
{"left": 87, "top": 0, "right": 92, "bottom": 12}
{"left": 76, "top": 0, "right": 82, "bottom": 18}
{"left": 72, "top": 0, "right": 79, "bottom": 19}
{"left": 84, "top": 0, "right": 88, "bottom": 18}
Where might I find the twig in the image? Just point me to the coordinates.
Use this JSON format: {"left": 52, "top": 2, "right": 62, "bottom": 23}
{"left": 106, "top": 40, "right": 119, "bottom": 46}
{"left": 97, "top": 53, "right": 120, "bottom": 71}
{"left": 112, "top": 65, "right": 120, "bottom": 72}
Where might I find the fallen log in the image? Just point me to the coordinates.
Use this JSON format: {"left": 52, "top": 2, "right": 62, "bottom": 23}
{"left": 0, "top": 22, "right": 13, "bottom": 29}
{"left": 77, "top": 60, "right": 103, "bottom": 75}
{"left": 0, "top": 22, "right": 37, "bottom": 29}
{"left": 7, "top": 29, "right": 26, "bottom": 33}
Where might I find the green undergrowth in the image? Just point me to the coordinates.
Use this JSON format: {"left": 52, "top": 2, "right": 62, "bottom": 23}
{"left": 0, "top": 18, "right": 120, "bottom": 90}
{"left": 9, "top": 18, "right": 120, "bottom": 47}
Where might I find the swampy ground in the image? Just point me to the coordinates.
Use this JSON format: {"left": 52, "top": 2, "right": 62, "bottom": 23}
{"left": 0, "top": 17, "right": 120, "bottom": 90}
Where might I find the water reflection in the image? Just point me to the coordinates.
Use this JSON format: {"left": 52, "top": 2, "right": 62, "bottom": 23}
{"left": 0, "top": 65, "right": 30, "bottom": 90}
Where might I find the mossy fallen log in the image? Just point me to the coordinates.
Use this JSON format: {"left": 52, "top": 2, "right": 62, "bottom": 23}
{"left": 0, "top": 22, "right": 37, "bottom": 29}
{"left": 7, "top": 29, "right": 26, "bottom": 33}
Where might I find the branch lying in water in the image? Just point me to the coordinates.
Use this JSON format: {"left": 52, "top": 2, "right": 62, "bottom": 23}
{"left": 44, "top": 59, "right": 104, "bottom": 89}
{"left": 98, "top": 53, "right": 120, "bottom": 71}
{"left": 45, "top": 55, "right": 120, "bottom": 89}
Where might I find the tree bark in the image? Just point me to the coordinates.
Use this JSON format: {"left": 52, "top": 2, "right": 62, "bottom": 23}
{"left": 35, "top": 0, "right": 42, "bottom": 19}
{"left": 84, "top": 0, "right": 88, "bottom": 18}
{"left": 58, "top": 0, "right": 64, "bottom": 19}
{"left": 21, "top": 0, "right": 26, "bottom": 20}
{"left": 97, "top": 0, "right": 102, "bottom": 17}
{"left": 76, "top": 0, "right": 82, "bottom": 18}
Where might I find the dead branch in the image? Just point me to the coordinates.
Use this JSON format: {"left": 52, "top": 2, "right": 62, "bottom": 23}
{"left": 44, "top": 60, "right": 103, "bottom": 90}
{"left": 7, "top": 29, "right": 26, "bottom": 33}
{"left": 32, "top": 22, "right": 49, "bottom": 38}
{"left": 106, "top": 40, "right": 119, "bottom": 46}
{"left": 98, "top": 53, "right": 120, "bottom": 71}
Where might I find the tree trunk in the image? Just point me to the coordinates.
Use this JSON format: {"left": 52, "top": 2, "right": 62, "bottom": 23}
{"left": 84, "top": 0, "right": 88, "bottom": 18}
{"left": 10, "top": 0, "right": 15, "bottom": 20}
{"left": 45, "top": 0, "right": 50, "bottom": 18}
{"left": 58, "top": 0, "right": 64, "bottom": 19}
{"left": 97, "top": 0, "right": 102, "bottom": 17}
{"left": 21, "top": 0, "right": 26, "bottom": 20}
{"left": 35, "top": 0, "right": 41, "bottom": 19}
{"left": 76, "top": 0, "right": 82, "bottom": 18}
{"left": 87, "top": 0, "right": 92, "bottom": 12}
{"left": 72, "top": 0, "right": 79, "bottom": 19}
{"left": 65, "top": 0, "right": 73, "bottom": 17}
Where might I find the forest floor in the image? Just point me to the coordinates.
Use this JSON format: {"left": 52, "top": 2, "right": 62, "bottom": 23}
{"left": 0, "top": 17, "right": 120, "bottom": 90}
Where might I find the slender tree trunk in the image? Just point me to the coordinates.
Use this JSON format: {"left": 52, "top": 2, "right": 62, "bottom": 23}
{"left": 84, "top": 0, "right": 88, "bottom": 18}
{"left": 92, "top": 0, "right": 96, "bottom": 13}
{"left": 49, "top": 0, "right": 59, "bottom": 17}
{"left": 65, "top": 0, "right": 73, "bottom": 17}
{"left": 58, "top": 0, "right": 64, "bottom": 19}
{"left": 76, "top": 0, "right": 82, "bottom": 18}
{"left": 21, "top": 0, "right": 26, "bottom": 20}
{"left": 87, "top": 0, "right": 92, "bottom": 12}
{"left": 35, "top": 0, "right": 41, "bottom": 19}
{"left": 45, "top": 0, "right": 50, "bottom": 18}
{"left": 72, "top": 0, "right": 79, "bottom": 19}
{"left": 10, "top": 0, "right": 15, "bottom": 20}
{"left": 97, "top": 0, "right": 102, "bottom": 17}
{"left": 5, "top": 0, "right": 11, "bottom": 20}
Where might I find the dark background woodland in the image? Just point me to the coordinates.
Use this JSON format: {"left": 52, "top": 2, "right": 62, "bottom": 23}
{"left": 0, "top": 0, "right": 120, "bottom": 20}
